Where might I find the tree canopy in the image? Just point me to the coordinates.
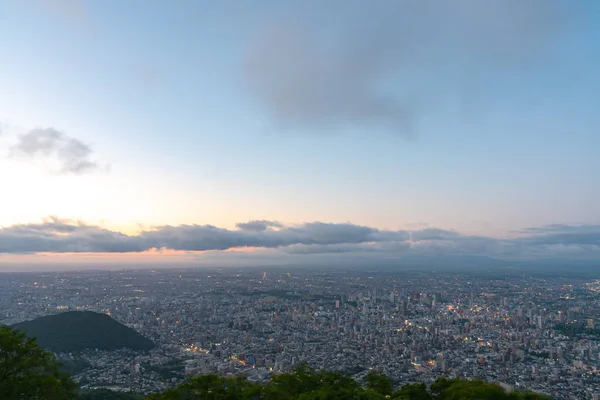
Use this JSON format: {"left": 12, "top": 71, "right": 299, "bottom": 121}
{"left": 0, "top": 325, "right": 77, "bottom": 400}
{"left": 146, "top": 365, "right": 552, "bottom": 400}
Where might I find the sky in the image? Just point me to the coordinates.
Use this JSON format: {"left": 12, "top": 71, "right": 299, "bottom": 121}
{"left": 1, "top": 0, "right": 600, "bottom": 268}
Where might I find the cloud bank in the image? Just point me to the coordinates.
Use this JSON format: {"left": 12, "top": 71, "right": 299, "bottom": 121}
{"left": 2, "top": 217, "right": 600, "bottom": 260}
{"left": 244, "top": 0, "right": 575, "bottom": 134}
{"left": 9, "top": 127, "right": 102, "bottom": 174}
{"left": 236, "top": 220, "right": 283, "bottom": 232}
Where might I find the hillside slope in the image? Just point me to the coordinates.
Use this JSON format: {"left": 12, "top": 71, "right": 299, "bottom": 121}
{"left": 13, "top": 311, "right": 155, "bottom": 352}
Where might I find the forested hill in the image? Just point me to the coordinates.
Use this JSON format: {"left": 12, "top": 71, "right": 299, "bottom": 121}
{"left": 12, "top": 310, "right": 154, "bottom": 352}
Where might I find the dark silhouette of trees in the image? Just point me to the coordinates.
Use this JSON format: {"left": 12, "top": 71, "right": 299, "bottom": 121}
{"left": 0, "top": 326, "right": 77, "bottom": 400}
{"left": 365, "top": 371, "right": 393, "bottom": 396}
{"left": 146, "top": 365, "right": 552, "bottom": 400}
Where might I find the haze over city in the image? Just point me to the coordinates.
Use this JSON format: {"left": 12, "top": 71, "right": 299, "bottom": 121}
{"left": 1, "top": 0, "right": 599, "bottom": 269}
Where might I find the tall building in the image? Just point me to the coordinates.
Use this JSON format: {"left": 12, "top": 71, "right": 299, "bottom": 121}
{"left": 436, "top": 353, "right": 446, "bottom": 372}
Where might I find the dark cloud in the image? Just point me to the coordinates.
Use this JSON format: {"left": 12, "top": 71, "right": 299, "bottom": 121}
{"left": 410, "top": 228, "right": 460, "bottom": 241}
{"left": 244, "top": 18, "right": 414, "bottom": 134}
{"left": 141, "top": 222, "right": 383, "bottom": 251}
{"left": 9, "top": 127, "right": 102, "bottom": 174}
{"left": 514, "top": 225, "right": 600, "bottom": 247}
{"left": 243, "top": 0, "right": 574, "bottom": 134}
{"left": 284, "top": 241, "right": 412, "bottom": 255}
{"left": 518, "top": 224, "right": 600, "bottom": 234}
{"left": 236, "top": 220, "right": 283, "bottom": 232}
{"left": 0, "top": 220, "right": 388, "bottom": 254}
{"left": 0, "top": 217, "right": 145, "bottom": 253}
{"left": 3, "top": 219, "right": 600, "bottom": 260}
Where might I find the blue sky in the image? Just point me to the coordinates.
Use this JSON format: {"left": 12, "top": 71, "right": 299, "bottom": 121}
{"left": 1, "top": 0, "right": 599, "bottom": 266}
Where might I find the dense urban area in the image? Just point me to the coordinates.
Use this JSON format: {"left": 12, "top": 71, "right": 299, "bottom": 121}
{"left": 1, "top": 266, "right": 600, "bottom": 399}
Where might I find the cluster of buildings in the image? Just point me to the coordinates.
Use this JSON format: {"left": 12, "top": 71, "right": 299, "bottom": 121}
{"left": 1, "top": 267, "right": 600, "bottom": 399}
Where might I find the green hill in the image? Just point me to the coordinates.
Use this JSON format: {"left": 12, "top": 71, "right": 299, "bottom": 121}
{"left": 13, "top": 311, "right": 155, "bottom": 353}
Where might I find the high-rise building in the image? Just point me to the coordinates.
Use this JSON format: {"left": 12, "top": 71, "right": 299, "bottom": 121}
{"left": 436, "top": 353, "right": 445, "bottom": 369}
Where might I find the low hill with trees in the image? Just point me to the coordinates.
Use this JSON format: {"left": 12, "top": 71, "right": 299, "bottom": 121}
{"left": 12, "top": 311, "right": 155, "bottom": 352}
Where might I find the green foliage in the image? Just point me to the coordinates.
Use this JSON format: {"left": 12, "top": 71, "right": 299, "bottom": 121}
{"left": 432, "top": 378, "right": 552, "bottom": 400}
{"left": 365, "top": 371, "right": 393, "bottom": 396}
{"left": 430, "top": 377, "right": 460, "bottom": 396}
{"left": 0, "top": 325, "right": 78, "bottom": 400}
{"left": 145, "top": 367, "right": 552, "bottom": 400}
{"left": 438, "top": 379, "right": 510, "bottom": 400}
{"left": 146, "top": 374, "right": 257, "bottom": 400}
{"left": 77, "top": 389, "right": 144, "bottom": 400}
{"left": 393, "top": 383, "right": 432, "bottom": 400}
{"left": 12, "top": 311, "right": 155, "bottom": 352}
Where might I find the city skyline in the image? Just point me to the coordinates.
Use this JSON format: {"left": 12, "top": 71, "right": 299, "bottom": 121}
{"left": 1, "top": 0, "right": 600, "bottom": 266}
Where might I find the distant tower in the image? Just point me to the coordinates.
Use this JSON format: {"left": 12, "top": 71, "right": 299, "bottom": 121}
{"left": 437, "top": 353, "right": 446, "bottom": 372}
{"left": 536, "top": 315, "right": 543, "bottom": 330}
{"left": 262, "top": 272, "right": 268, "bottom": 281}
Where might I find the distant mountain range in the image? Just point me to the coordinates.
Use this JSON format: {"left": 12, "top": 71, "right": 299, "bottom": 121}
{"left": 13, "top": 311, "right": 155, "bottom": 353}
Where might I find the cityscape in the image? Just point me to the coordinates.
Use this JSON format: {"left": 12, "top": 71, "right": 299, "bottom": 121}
{"left": 2, "top": 1, "right": 600, "bottom": 399}
{"left": 2, "top": 266, "right": 600, "bottom": 399}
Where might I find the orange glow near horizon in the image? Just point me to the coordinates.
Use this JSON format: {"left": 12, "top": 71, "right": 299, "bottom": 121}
{"left": 0, "top": 245, "right": 267, "bottom": 265}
